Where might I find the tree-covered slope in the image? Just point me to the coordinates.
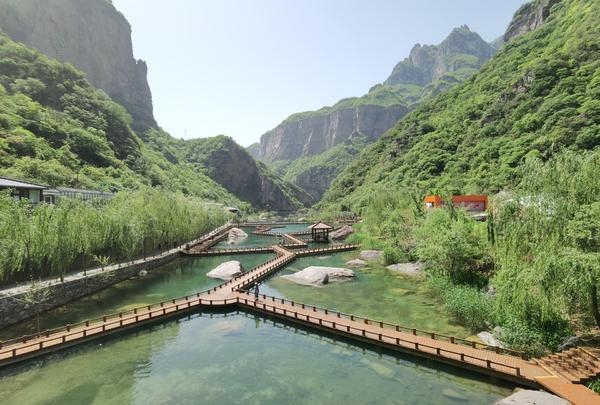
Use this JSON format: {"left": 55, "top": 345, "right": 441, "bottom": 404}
{"left": 0, "top": 33, "right": 244, "bottom": 206}
{"left": 319, "top": 0, "right": 599, "bottom": 211}
{"left": 253, "top": 26, "right": 498, "bottom": 202}
{"left": 181, "top": 135, "right": 313, "bottom": 211}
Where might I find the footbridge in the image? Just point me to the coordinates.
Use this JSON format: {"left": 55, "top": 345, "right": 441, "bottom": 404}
{"left": 0, "top": 227, "right": 598, "bottom": 403}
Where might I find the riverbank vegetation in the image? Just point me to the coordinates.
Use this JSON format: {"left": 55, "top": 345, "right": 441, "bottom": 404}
{"left": 0, "top": 187, "right": 229, "bottom": 285}
{"left": 314, "top": 0, "right": 600, "bottom": 355}
{"left": 326, "top": 150, "right": 599, "bottom": 355}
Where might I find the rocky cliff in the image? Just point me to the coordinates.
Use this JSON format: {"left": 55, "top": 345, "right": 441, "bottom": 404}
{"left": 385, "top": 25, "right": 495, "bottom": 86}
{"left": 0, "top": 0, "right": 156, "bottom": 132}
{"left": 253, "top": 26, "right": 497, "bottom": 201}
{"left": 182, "top": 136, "right": 313, "bottom": 212}
{"left": 257, "top": 104, "right": 409, "bottom": 162}
{"left": 504, "top": 0, "right": 562, "bottom": 43}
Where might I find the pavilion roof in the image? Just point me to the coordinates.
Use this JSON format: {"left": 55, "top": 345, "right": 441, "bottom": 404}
{"left": 308, "top": 221, "right": 333, "bottom": 230}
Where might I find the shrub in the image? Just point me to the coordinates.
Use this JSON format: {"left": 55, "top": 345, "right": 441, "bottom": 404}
{"left": 415, "top": 209, "right": 491, "bottom": 285}
{"left": 428, "top": 275, "right": 494, "bottom": 331}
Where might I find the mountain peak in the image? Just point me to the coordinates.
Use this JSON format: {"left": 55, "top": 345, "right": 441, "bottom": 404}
{"left": 384, "top": 26, "right": 495, "bottom": 87}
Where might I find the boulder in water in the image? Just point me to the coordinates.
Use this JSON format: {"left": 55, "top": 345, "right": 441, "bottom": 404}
{"left": 227, "top": 227, "right": 248, "bottom": 245}
{"left": 281, "top": 266, "right": 355, "bottom": 286}
{"left": 495, "top": 390, "right": 569, "bottom": 405}
{"left": 346, "top": 259, "right": 368, "bottom": 267}
{"left": 360, "top": 250, "right": 384, "bottom": 261}
{"left": 331, "top": 225, "right": 353, "bottom": 240}
{"left": 386, "top": 262, "right": 423, "bottom": 277}
{"left": 207, "top": 261, "right": 243, "bottom": 280}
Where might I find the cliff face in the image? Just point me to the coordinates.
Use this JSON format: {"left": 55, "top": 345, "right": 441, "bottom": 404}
{"left": 385, "top": 26, "right": 495, "bottom": 86}
{"left": 0, "top": 0, "right": 156, "bottom": 132}
{"left": 183, "top": 136, "right": 313, "bottom": 212}
{"left": 253, "top": 26, "right": 497, "bottom": 202}
{"left": 258, "top": 104, "right": 409, "bottom": 162}
{"left": 504, "top": 0, "right": 562, "bottom": 43}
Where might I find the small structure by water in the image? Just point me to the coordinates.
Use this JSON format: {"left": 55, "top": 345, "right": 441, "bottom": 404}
{"left": 308, "top": 221, "right": 333, "bottom": 243}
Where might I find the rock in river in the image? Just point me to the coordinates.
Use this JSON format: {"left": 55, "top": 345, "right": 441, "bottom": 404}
{"left": 386, "top": 262, "right": 423, "bottom": 277}
{"left": 331, "top": 225, "right": 353, "bottom": 240}
{"left": 346, "top": 259, "right": 368, "bottom": 267}
{"left": 207, "top": 261, "right": 243, "bottom": 280}
{"left": 281, "top": 266, "right": 355, "bottom": 286}
{"left": 495, "top": 390, "right": 569, "bottom": 405}
{"left": 227, "top": 227, "right": 248, "bottom": 245}
{"left": 360, "top": 250, "right": 384, "bottom": 261}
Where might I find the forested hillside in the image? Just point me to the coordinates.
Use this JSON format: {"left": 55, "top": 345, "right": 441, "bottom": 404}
{"left": 317, "top": 0, "right": 599, "bottom": 354}
{"left": 252, "top": 26, "right": 498, "bottom": 201}
{"left": 0, "top": 33, "right": 246, "bottom": 206}
{"left": 320, "top": 0, "right": 598, "bottom": 210}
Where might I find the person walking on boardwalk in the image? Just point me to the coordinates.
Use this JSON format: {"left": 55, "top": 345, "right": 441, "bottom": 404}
{"left": 254, "top": 284, "right": 260, "bottom": 301}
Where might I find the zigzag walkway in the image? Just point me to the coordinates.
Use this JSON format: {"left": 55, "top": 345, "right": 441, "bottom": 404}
{"left": 0, "top": 242, "right": 598, "bottom": 403}
{"left": 252, "top": 230, "right": 312, "bottom": 236}
{"left": 182, "top": 233, "right": 310, "bottom": 257}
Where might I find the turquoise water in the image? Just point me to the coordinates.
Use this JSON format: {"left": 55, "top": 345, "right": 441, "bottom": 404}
{"left": 0, "top": 254, "right": 274, "bottom": 340}
{"left": 262, "top": 252, "right": 471, "bottom": 338}
{"left": 0, "top": 236, "right": 516, "bottom": 403}
{"left": 0, "top": 312, "right": 512, "bottom": 404}
{"left": 213, "top": 227, "right": 279, "bottom": 248}
{"left": 267, "top": 223, "right": 310, "bottom": 234}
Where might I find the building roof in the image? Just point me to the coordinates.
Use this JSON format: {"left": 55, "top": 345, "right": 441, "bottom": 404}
{"left": 56, "top": 187, "right": 113, "bottom": 196}
{"left": 308, "top": 221, "right": 333, "bottom": 230}
{"left": 0, "top": 176, "right": 47, "bottom": 190}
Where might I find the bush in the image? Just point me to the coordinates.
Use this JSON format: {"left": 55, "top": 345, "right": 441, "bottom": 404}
{"left": 499, "top": 316, "right": 570, "bottom": 357}
{"left": 415, "top": 208, "right": 491, "bottom": 285}
{"left": 0, "top": 188, "right": 230, "bottom": 283}
{"left": 429, "top": 275, "right": 494, "bottom": 331}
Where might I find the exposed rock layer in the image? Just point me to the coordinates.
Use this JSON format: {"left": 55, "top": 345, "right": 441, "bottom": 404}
{"left": 183, "top": 136, "right": 313, "bottom": 211}
{"left": 0, "top": 0, "right": 156, "bottom": 131}
{"left": 504, "top": 0, "right": 562, "bottom": 43}
{"left": 257, "top": 104, "right": 409, "bottom": 162}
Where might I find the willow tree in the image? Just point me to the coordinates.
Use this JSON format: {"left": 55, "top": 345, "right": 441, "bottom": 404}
{"left": 493, "top": 150, "right": 600, "bottom": 347}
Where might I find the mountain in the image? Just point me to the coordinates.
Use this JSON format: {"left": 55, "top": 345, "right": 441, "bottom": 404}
{"left": 252, "top": 26, "right": 498, "bottom": 201}
{"left": 0, "top": 1, "right": 308, "bottom": 212}
{"left": 0, "top": 33, "right": 244, "bottom": 206}
{"left": 319, "top": 0, "right": 599, "bottom": 211}
{"left": 0, "top": 0, "right": 156, "bottom": 132}
{"left": 182, "top": 136, "right": 314, "bottom": 212}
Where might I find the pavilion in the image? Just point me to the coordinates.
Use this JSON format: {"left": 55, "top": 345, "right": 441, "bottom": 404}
{"left": 308, "top": 222, "right": 333, "bottom": 243}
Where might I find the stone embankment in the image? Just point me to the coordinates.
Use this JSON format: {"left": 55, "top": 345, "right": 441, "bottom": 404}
{"left": 0, "top": 222, "right": 233, "bottom": 328}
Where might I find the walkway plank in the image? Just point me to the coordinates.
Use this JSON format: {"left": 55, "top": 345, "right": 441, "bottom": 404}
{"left": 1, "top": 239, "right": 598, "bottom": 404}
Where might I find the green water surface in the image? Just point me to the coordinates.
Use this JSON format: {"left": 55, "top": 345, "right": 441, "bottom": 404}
{"left": 0, "top": 236, "right": 515, "bottom": 403}
{"left": 262, "top": 252, "right": 471, "bottom": 338}
{"left": 213, "top": 227, "right": 280, "bottom": 248}
{"left": 0, "top": 312, "right": 512, "bottom": 404}
{"left": 0, "top": 254, "right": 274, "bottom": 340}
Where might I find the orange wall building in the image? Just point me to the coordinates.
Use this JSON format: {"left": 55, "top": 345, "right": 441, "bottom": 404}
{"left": 424, "top": 195, "right": 488, "bottom": 212}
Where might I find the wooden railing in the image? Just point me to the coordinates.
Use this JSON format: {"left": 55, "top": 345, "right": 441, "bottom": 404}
{"left": 294, "top": 244, "right": 359, "bottom": 256}
{"left": 236, "top": 293, "right": 524, "bottom": 377}
{"left": 187, "top": 247, "right": 275, "bottom": 256}
{"left": 0, "top": 291, "right": 239, "bottom": 359}
{"left": 236, "top": 291, "right": 527, "bottom": 360}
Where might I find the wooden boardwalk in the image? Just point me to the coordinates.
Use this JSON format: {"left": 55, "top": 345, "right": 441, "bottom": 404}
{"left": 182, "top": 233, "right": 309, "bottom": 257}
{"left": 0, "top": 240, "right": 598, "bottom": 403}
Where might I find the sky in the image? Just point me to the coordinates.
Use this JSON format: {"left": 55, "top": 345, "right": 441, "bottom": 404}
{"left": 113, "top": 0, "right": 525, "bottom": 146}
